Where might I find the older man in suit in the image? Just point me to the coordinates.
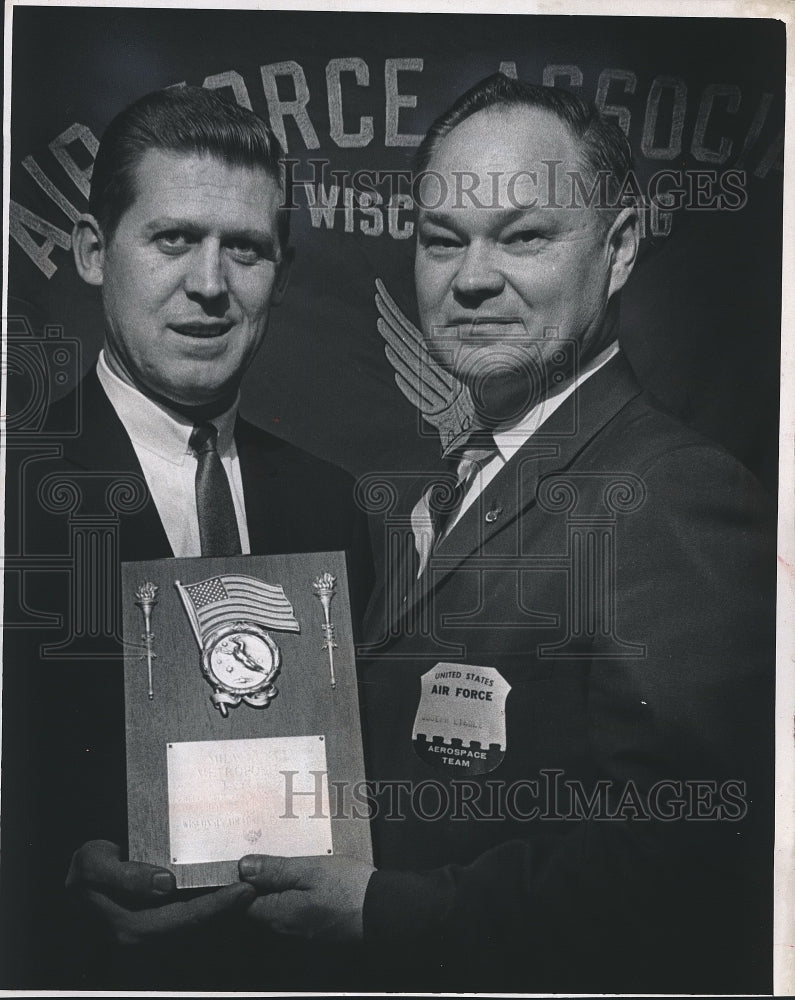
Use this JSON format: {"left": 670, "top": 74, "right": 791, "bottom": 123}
{"left": 1, "top": 86, "right": 370, "bottom": 990}
{"left": 238, "top": 75, "right": 776, "bottom": 994}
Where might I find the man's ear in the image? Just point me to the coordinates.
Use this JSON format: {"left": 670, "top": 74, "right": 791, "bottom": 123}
{"left": 606, "top": 206, "right": 640, "bottom": 300}
{"left": 271, "top": 245, "right": 294, "bottom": 307}
{"left": 72, "top": 214, "right": 106, "bottom": 286}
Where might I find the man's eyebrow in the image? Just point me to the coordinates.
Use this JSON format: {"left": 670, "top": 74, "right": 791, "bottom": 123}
{"left": 144, "top": 218, "right": 280, "bottom": 255}
{"left": 224, "top": 227, "right": 280, "bottom": 254}
{"left": 418, "top": 205, "right": 549, "bottom": 228}
{"left": 144, "top": 216, "right": 199, "bottom": 234}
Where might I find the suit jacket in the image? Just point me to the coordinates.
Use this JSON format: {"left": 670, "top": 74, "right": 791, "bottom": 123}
{"left": 356, "top": 352, "right": 776, "bottom": 994}
{"left": 1, "top": 368, "right": 373, "bottom": 991}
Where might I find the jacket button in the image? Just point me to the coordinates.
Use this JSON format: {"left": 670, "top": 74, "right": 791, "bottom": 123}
{"left": 485, "top": 503, "right": 503, "bottom": 523}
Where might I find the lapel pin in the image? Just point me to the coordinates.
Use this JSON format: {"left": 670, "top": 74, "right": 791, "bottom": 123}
{"left": 485, "top": 503, "right": 503, "bottom": 524}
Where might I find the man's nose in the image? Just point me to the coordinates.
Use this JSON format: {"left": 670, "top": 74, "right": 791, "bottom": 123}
{"left": 183, "top": 240, "right": 227, "bottom": 301}
{"left": 451, "top": 242, "right": 506, "bottom": 302}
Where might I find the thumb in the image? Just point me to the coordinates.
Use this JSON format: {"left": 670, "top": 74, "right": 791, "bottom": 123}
{"left": 238, "top": 855, "right": 304, "bottom": 892}
{"left": 67, "top": 839, "right": 176, "bottom": 902}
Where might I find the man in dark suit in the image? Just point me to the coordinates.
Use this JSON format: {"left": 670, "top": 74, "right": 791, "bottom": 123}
{"left": 238, "top": 75, "right": 776, "bottom": 993}
{"left": 1, "top": 86, "right": 370, "bottom": 989}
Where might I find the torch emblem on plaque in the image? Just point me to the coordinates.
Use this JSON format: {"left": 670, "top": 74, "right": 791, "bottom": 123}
{"left": 313, "top": 572, "right": 338, "bottom": 689}
{"left": 174, "top": 574, "right": 301, "bottom": 716}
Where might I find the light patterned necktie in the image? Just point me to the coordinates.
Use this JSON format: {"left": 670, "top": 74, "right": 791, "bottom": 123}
{"left": 412, "top": 430, "right": 498, "bottom": 577}
{"left": 189, "top": 422, "right": 242, "bottom": 557}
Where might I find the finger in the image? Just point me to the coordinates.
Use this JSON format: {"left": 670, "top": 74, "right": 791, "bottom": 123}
{"left": 238, "top": 854, "right": 309, "bottom": 892}
{"left": 83, "top": 882, "right": 257, "bottom": 947}
{"left": 66, "top": 839, "right": 176, "bottom": 902}
{"left": 244, "top": 889, "right": 306, "bottom": 935}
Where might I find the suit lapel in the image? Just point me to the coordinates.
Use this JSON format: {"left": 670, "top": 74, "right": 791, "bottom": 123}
{"left": 397, "top": 353, "right": 644, "bottom": 630}
{"left": 57, "top": 368, "right": 173, "bottom": 560}
{"left": 60, "top": 377, "right": 293, "bottom": 560}
{"left": 236, "top": 417, "right": 282, "bottom": 554}
{"left": 361, "top": 470, "right": 429, "bottom": 645}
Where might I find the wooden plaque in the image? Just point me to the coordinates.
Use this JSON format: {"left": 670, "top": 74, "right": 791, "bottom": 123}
{"left": 121, "top": 550, "right": 371, "bottom": 888}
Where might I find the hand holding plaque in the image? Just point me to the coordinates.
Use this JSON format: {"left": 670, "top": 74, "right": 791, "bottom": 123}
{"left": 239, "top": 852, "right": 375, "bottom": 942}
{"left": 65, "top": 839, "right": 256, "bottom": 945}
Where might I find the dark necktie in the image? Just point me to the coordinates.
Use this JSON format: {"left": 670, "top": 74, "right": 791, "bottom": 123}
{"left": 189, "top": 422, "right": 242, "bottom": 557}
{"left": 412, "top": 430, "right": 498, "bottom": 575}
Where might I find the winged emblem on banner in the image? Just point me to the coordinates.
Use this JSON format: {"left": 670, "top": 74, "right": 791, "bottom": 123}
{"left": 375, "top": 278, "right": 478, "bottom": 458}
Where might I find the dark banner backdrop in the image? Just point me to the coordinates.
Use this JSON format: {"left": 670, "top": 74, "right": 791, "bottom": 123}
{"left": 7, "top": 7, "right": 785, "bottom": 492}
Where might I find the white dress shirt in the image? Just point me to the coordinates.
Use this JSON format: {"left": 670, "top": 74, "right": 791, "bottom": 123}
{"left": 413, "top": 342, "right": 620, "bottom": 575}
{"left": 96, "top": 350, "right": 251, "bottom": 557}
{"left": 449, "top": 341, "right": 620, "bottom": 532}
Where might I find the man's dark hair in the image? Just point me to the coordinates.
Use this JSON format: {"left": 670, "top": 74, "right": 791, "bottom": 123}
{"left": 415, "top": 73, "right": 635, "bottom": 223}
{"left": 89, "top": 86, "right": 290, "bottom": 245}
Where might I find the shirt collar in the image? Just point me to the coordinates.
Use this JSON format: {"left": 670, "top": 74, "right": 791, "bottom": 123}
{"left": 96, "top": 349, "right": 239, "bottom": 464}
{"left": 492, "top": 341, "right": 620, "bottom": 464}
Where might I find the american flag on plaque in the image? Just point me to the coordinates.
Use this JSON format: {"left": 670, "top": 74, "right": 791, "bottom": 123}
{"left": 174, "top": 574, "right": 301, "bottom": 716}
